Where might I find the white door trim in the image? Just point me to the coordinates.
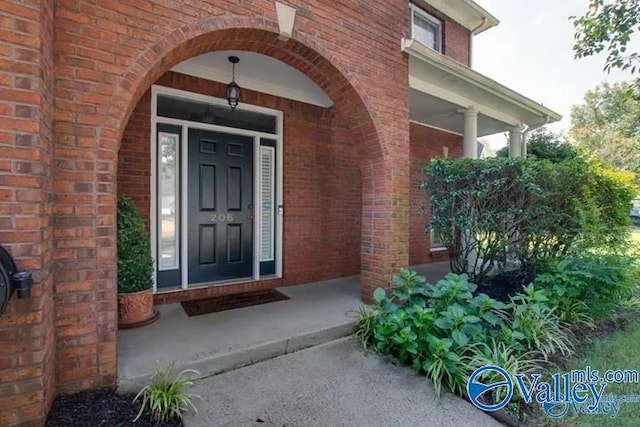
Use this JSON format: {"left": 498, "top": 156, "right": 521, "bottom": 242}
{"left": 150, "top": 85, "right": 284, "bottom": 292}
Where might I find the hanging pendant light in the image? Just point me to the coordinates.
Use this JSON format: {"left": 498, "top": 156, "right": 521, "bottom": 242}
{"left": 226, "top": 56, "right": 240, "bottom": 111}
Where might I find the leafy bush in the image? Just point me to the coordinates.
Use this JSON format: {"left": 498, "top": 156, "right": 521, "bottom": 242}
{"left": 134, "top": 364, "right": 200, "bottom": 423}
{"left": 117, "top": 195, "right": 154, "bottom": 294}
{"left": 356, "top": 270, "right": 576, "bottom": 400}
{"left": 496, "top": 128, "right": 580, "bottom": 163}
{"left": 533, "top": 251, "right": 640, "bottom": 320}
{"left": 358, "top": 270, "right": 507, "bottom": 397}
{"left": 502, "top": 284, "right": 573, "bottom": 359}
{"left": 421, "top": 156, "right": 636, "bottom": 283}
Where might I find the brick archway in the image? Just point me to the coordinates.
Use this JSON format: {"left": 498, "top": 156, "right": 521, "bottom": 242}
{"left": 53, "top": 12, "right": 410, "bottom": 396}
{"left": 100, "top": 20, "right": 389, "bottom": 294}
{"left": 105, "top": 19, "right": 383, "bottom": 160}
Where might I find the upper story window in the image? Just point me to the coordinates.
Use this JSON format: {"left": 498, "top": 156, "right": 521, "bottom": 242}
{"left": 410, "top": 5, "right": 442, "bottom": 52}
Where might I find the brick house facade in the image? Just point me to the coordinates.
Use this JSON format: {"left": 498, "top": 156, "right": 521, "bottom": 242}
{"left": 0, "top": 0, "right": 559, "bottom": 424}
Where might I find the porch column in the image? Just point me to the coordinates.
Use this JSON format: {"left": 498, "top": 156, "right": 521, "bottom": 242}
{"left": 461, "top": 107, "right": 478, "bottom": 159}
{"left": 509, "top": 125, "right": 523, "bottom": 158}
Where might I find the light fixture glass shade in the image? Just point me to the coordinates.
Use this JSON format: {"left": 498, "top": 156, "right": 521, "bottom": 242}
{"left": 226, "top": 81, "right": 240, "bottom": 110}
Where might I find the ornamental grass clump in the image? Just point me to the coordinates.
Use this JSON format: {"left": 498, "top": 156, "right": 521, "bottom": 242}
{"left": 134, "top": 363, "right": 200, "bottom": 424}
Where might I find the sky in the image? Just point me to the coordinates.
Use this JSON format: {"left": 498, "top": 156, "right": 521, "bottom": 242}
{"left": 472, "top": 0, "right": 637, "bottom": 149}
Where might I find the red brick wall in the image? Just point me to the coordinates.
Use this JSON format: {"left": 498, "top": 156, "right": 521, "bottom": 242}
{"left": 409, "top": 122, "right": 462, "bottom": 266}
{"left": 2, "top": 0, "right": 412, "bottom": 424}
{"left": 415, "top": 3, "right": 471, "bottom": 66}
{"left": 118, "top": 72, "right": 362, "bottom": 300}
{"left": 118, "top": 92, "right": 151, "bottom": 224}
{"left": 0, "top": 0, "right": 56, "bottom": 425}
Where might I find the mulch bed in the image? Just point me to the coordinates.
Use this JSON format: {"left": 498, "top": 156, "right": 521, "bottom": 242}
{"left": 46, "top": 388, "right": 183, "bottom": 427}
{"left": 181, "top": 288, "right": 289, "bottom": 317}
{"left": 475, "top": 269, "right": 533, "bottom": 302}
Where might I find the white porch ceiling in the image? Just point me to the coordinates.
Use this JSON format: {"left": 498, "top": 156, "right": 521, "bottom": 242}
{"left": 171, "top": 50, "right": 334, "bottom": 108}
{"left": 409, "top": 89, "right": 509, "bottom": 137}
{"left": 404, "top": 38, "right": 562, "bottom": 138}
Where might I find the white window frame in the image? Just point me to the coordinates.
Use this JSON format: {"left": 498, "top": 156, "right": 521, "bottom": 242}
{"left": 410, "top": 4, "right": 442, "bottom": 52}
{"left": 430, "top": 228, "right": 447, "bottom": 251}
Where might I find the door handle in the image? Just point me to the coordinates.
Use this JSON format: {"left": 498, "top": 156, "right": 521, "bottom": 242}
{"left": 247, "top": 214, "right": 253, "bottom": 220}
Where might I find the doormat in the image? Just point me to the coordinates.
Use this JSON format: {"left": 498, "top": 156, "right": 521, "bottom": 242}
{"left": 181, "top": 289, "right": 290, "bottom": 317}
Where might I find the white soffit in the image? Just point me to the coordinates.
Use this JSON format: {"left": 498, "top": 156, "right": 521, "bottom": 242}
{"left": 420, "top": 0, "right": 499, "bottom": 34}
{"left": 403, "top": 38, "right": 562, "bottom": 129}
{"left": 171, "top": 50, "right": 333, "bottom": 108}
{"left": 409, "top": 89, "right": 512, "bottom": 137}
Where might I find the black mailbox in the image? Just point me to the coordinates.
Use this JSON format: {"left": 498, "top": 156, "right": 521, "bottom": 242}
{"left": 0, "top": 245, "right": 33, "bottom": 316}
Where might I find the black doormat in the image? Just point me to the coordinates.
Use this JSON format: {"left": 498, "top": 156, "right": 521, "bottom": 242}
{"left": 181, "top": 289, "right": 290, "bottom": 317}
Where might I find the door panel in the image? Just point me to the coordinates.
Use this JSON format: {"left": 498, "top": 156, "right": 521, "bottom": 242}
{"left": 188, "top": 129, "right": 253, "bottom": 284}
{"left": 199, "top": 165, "right": 216, "bottom": 210}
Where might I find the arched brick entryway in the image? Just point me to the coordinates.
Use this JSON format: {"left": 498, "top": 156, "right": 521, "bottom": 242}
{"left": 53, "top": 10, "right": 409, "bottom": 394}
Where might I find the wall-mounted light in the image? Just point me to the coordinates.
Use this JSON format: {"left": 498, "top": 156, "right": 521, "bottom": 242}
{"left": 226, "top": 56, "right": 240, "bottom": 111}
{"left": 0, "top": 245, "right": 32, "bottom": 316}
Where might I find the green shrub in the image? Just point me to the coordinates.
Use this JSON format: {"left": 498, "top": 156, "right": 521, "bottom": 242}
{"left": 117, "top": 195, "right": 154, "bottom": 294}
{"left": 355, "top": 270, "right": 577, "bottom": 399}
{"left": 502, "top": 284, "right": 573, "bottom": 359}
{"left": 496, "top": 128, "right": 580, "bottom": 163}
{"left": 533, "top": 251, "right": 640, "bottom": 320}
{"left": 357, "top": 270, "right": 507, "bottom": 397}
{"left": 420, "top": 155, "right": 636, "bottom": 284}
{"left": 134, "top": 364, "right": 200, "bottom": 423}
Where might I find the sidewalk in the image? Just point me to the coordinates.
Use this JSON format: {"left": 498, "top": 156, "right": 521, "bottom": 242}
{"left": 184, "top": 337, "right": 500, "bottom": 427}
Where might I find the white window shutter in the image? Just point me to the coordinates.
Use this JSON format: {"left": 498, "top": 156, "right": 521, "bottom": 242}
{"left": 260, "top": 147, "right": 275, "bottom": 261}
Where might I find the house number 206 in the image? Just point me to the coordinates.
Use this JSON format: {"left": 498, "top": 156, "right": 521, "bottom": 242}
{"left": 210, "top": 213, "right": 234, "bottom": 222}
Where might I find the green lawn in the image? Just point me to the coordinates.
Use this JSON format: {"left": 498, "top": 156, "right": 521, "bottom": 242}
{"left": 631, "top": 227, "right": 640, "bottom": 244}
{"left": 553, "top": 317, "right": 640, "bottom": 426}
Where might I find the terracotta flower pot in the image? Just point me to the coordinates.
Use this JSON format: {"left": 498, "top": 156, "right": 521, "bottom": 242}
{"left": 118, "top": 288, "right": 160, "bottom": 329}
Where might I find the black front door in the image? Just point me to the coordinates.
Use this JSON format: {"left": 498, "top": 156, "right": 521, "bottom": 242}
{"left": 188, "top": 129, "right": 253, "bottom": 284}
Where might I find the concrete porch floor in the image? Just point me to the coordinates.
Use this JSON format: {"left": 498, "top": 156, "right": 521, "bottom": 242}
{"left": 117, "top": 261, "right": 451, "bottom": 391}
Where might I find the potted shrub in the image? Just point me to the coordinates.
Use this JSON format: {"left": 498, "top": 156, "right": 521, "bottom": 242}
{"left": 117, "top": 195, "right": 159, "bottom": 329}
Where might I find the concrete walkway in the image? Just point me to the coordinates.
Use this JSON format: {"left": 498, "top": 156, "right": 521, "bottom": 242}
{"left": 184, "top": 337, "right": 500, "bottom": 427}
{"left": 118, "top": 276, "right": 362, "bottom": 391}
{"left": 118, "top": 262, "right": 452, "bottom": 392}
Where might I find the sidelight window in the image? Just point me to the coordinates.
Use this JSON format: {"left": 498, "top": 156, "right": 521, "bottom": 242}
{"left": 158, "top": 132, "right": 180, "bottom": 270}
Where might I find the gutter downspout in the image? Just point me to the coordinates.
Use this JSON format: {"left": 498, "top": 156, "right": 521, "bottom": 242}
{"left": 468, "top": 17, "right": 487, "bottom": 67}
{"left": 522, "top": 115, "right": 550, "bottom": 157}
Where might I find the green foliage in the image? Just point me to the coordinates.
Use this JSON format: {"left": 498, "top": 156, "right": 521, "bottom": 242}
{"left": 117, "top": 195, "right": 154, "bottom": 294}
{"left": 467, "top": 338, "right": 546, "bottom": 418}
{"left": 503, "top": 284, "right": 573, "bottom": 360}
{"left": 421, "top": 156, "right": 636, "bottom": 282}
{"left": 533, "top": 251, "right": 640, "bottom": 320}
{"left": 570, "top": 82, "right": 640, "bottom": 178}
{"left": 560, "top": 315, "right": 640, "bottom": 426}
{"left": 496, "top": 128, "right": 580, "bottom": 163}
{"left": 356, "top": 264, "right": 639, "bottom": 404}
{"left": 357, "top": 271, "right": 522, "bottom": 398}
{"left": 134, "top": 364, "right": 200, "bottom": 423}
{"left": 572, "top": 0, "right": 640, "bottom": 75}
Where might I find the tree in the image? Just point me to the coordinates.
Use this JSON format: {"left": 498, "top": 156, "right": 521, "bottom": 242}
{"left": 570, "top": 82, "right": 640, "bottom": 176}
{"left": 496, "top": 128, "right": 580, "bottom": 163}
{"left": 572, "top": 0, "right": 640, "bottom": 76}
